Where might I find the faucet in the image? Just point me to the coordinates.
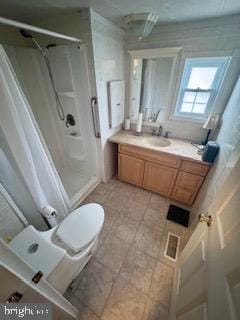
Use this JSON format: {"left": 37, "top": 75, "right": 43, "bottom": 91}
{"left": 164, "top": 131, "right": 172, "bottom": 139}
{"left": 157, "top": 125, "right": 163, "bottom": 137}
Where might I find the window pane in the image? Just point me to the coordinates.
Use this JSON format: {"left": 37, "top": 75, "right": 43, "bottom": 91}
{"left": 188, "top": 67, "right": 217, "bottom": 89}
{"left": 183, "top": 91, "right": 196, "bottom": 103}
{"left": 181, "top": 103, "right": 193, "bottom": 112}
{"left": 196, "top": 92, "right": 210, "bottom": 103}
{"left": 192, "top": 103, "right": 207, "bottom": 114}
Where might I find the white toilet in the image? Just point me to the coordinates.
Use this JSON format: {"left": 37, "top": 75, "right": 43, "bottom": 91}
{"left": 9, "top": 203, "right": 104, "bottom": 294}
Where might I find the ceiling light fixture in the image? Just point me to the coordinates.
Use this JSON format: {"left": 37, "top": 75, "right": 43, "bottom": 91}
{"left": 124, "top": 13, "right": 158, "bottom": 40}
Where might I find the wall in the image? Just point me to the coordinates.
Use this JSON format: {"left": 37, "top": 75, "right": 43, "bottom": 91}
{"left": 90, "top": 10, "right": 125, "bottom": 181}
{"left": 190, "top": 75, "right": 240, "bottom": 231}
{"left": 0, "top": 25, "right": 31, "bottom": 47}
{"left": 126, "top": 14, "right": 240, "bottom": 141}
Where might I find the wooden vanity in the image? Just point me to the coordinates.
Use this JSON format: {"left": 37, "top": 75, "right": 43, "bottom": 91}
{"left": 118, "top": 143, "right": 210, "bottom": 206}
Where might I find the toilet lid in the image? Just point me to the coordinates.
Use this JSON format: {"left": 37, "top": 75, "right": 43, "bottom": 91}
{"left": 56, "top": 203, "right": 104, "bottom": 253}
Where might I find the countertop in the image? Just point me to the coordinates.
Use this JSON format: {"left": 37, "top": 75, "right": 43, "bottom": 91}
{"left": 108, "top": 130, "right": 207, "bottom": 163}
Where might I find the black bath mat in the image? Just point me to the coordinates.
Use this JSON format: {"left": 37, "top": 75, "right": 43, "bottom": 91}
{"left": 167, "top": 205, "right": 189, "bottom": 227}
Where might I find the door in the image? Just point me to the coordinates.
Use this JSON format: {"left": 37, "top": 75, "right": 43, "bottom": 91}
{"left": 169, "top": 158, "right": 240, "bottom": 319}
{"left": 143, "top": 162, "right": 177, "bottom": 197}
{"left": 118, "top": 153, "right": 145, "bottom": 186}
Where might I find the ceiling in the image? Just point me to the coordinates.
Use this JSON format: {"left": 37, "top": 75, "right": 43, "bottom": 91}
{"left": 0, "top": 0, "right": 240, "bottom": 27}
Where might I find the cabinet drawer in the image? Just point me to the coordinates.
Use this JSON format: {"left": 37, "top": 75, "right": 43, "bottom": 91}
{"left": 176, "top": 171, "right": 204, "bottom": 191}
{"left": 118, "top": 153, "right": 145, "bottom": 187}
{"left": 143, "top": 162, "right": 178, "bottom": 197}
{"left": 181, "top": 160, "right": 209, "bottom": 176}
{"left": 119, "top": 144, "right": 180, "bottom": 168}
{"left": 171, "top": 186, "right": 197, "bottom": 205}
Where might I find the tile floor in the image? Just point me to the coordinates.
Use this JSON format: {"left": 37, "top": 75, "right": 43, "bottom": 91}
{"left": 64, "top": 178, "right": 190, "bottom": 320}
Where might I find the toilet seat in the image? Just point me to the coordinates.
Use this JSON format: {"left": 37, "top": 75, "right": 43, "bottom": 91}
{"left": 55, "top": 203, "right": 104, "bottom": 253}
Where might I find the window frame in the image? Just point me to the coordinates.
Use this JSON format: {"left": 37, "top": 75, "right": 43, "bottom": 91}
{"left": 174, "top": 57, "right": 231, "bottom": 120}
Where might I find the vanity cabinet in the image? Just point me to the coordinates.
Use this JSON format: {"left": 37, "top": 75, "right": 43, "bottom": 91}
{"left": 118, "top": 144, "right": 210, "bottom": 206}
{"left": 143, "top": 162, "right": 178, "bottom": 197}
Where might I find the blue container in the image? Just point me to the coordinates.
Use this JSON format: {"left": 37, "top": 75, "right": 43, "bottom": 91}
{"left": 202, "top": 141, "right": 220, "bottom": 163}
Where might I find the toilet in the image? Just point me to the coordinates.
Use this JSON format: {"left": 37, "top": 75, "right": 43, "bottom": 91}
{"left": 9, "top": 203, "right": 104, "bottom": 294}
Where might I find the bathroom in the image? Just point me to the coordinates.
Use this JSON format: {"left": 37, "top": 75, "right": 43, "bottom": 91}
{"left": 0, "top": 2, "right": 240, "bottom": 320}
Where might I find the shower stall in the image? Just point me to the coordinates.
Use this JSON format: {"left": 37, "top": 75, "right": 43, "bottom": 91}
{"left": 3, "top": 34, "right": 100, "bottom": 209}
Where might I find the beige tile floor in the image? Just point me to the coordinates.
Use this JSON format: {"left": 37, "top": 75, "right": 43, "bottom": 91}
{"left": 64, "top": 178, "right": 190, "bottom": 320}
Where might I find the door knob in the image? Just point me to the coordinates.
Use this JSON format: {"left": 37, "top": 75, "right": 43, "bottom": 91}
{"left": 198, "top": 213, "right": 212, "bottom": 227}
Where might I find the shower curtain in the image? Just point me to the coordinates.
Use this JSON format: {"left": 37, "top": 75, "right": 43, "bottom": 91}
{"left": 0, "top": 45, "right": 70, "bottom": 221}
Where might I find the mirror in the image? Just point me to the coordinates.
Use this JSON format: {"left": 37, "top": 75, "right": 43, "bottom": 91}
{"left": 129, "top": 48, "right": 180, "bottom": 124}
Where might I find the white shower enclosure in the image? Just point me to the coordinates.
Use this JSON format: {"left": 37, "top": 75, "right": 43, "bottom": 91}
{"left": 6, "top": 44, "right": 100, "bottom": 209}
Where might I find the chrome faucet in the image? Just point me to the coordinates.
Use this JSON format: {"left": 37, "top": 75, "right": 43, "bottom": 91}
{"left": 157, "top": 125, "right": 163, "bottom": 137}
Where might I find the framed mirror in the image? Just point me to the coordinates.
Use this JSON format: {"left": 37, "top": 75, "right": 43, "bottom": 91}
{"left": 129, "top": 47, "right": 181, "bottom": 124}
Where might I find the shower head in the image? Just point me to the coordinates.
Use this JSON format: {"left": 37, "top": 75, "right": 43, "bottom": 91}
{"left": 19, "top": 29, "right": 33, "bottom": 39}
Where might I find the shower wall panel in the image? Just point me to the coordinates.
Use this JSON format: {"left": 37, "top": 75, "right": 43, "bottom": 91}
{"left": 5, "top": 46, "right": 66, "bottom": 173}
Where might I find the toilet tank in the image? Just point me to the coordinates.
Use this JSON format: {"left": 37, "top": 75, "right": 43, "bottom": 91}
{"left": 9, "top": 225, "right": 65, "bottom": 277}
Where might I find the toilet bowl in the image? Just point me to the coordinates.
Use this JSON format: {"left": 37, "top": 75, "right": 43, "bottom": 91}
{"left": 9, "top": 203, "right": 104, "bottom": 294}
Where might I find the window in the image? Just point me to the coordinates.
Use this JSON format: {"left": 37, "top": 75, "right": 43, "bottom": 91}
{"left": 174, "top": 57, "right": 231, "bottom": 119}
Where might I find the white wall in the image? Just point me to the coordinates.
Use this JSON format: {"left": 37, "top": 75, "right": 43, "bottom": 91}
{"left": 190, "top": 75, "right": 240, "bottom": 231}
{"left": 91, "top": 10, "right": 125, "bottom": 181}
{"left": 126, "top": 14, "right": 240, "bottom": 141}
{"left": 0, "top": 25, "right": 31, "bottom": 47}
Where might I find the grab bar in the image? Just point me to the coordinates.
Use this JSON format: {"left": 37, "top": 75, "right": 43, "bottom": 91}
{"left": 91, "top": 96, "right": 101, "bottom": 138}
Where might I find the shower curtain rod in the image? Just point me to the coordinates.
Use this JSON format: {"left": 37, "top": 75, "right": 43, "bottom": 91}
{"left": 0, "top": 16, "right": 84, "bottom": 43}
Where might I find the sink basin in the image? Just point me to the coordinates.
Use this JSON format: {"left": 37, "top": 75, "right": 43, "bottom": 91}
{"left": 143, "top": 137, "right": 171, "bottom": 148}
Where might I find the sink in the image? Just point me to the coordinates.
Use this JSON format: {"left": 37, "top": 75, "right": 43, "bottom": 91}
{"left": 143, "top": 137, "right": 171, "bottom": 147}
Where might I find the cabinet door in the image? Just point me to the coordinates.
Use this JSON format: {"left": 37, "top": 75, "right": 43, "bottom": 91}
{"left": 171, "top": 185, "right": 196, "bottom": 205}
{"left": 118, "top": 153, "right": 145, "bottom": 186}
{"left": 181, "top": 160, "right": 209, "bottom": 176}
{"left": 176, "top": 171, "right": 204, "bottom": 191}
{"left": 143, "top": 162, "right": 177, "bottom": 197}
